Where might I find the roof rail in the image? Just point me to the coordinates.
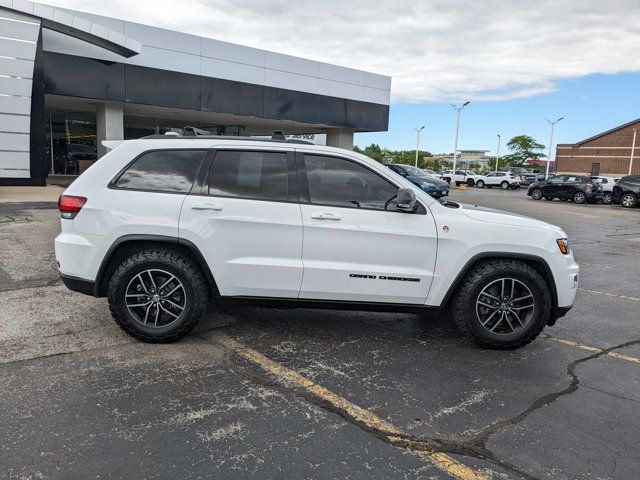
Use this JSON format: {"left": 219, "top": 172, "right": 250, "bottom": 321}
{"left": 141, "top": 130, "right": 315, "bottom": 145}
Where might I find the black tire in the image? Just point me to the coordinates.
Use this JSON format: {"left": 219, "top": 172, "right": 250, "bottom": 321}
{"left": 476, "top": 180, "right": 485, "bottom": 188}
{"left": 443, "top": 177, "right": 451, "bottom": 184}
{"left": 602, "top": 192, "right": 612, "bottom": 204}
{"left": 544, "top": 196, "right": 554, "bottom": 201}
{"left": 450, "top": 259, "right": 552, "bottom": 349}
{"left": 466, "top": 179, "right": 475, "bottom": 186}
{"left": 530, "top": 188, "right": 543, "bottom": 200}
{"left": 501, "top": 181, "right": 509, "bottom": 190}
{"left": 621, "top": 193, "right": 637, "bottom": 208}
{"left": 573, "top": 191, "right": 587, "bottom": 204}
{"left": 107, "top": 248, "right": 210, "bottom": 343}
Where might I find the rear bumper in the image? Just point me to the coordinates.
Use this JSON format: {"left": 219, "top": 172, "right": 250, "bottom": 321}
{"left": 548, "top": 305, "right": 572, "bottom": 326}
{"left": 59, "top": 273, "right": 96, "bottom": 297}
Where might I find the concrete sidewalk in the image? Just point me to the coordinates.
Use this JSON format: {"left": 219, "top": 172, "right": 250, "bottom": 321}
{"left": 0, "top": 186, "right": 63, "bottom": 203}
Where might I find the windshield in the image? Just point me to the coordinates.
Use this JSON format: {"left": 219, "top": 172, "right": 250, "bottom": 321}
{"left": 400, "top": 165, "right": 427, "bottom": 177}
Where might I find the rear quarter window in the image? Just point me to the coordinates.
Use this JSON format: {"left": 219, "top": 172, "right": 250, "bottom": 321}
{"left": 113, "top": 149, "right": 206, "bottom": 193}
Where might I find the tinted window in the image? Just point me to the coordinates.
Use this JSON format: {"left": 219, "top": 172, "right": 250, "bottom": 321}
{"left": 209, "top": 150, "right": 288, "bottom": 201}
{"left": 496, "top": 173, "right": 506, "bottom": 177}
{"left": 114, "top": 150, "right": 205, "bottom": 192}
{"left": 566, "top": 176, "right": 580, "bottom": 183}
{"left": 304, "top": 155, "right": 397, "bottom": 210}
{"left": 547, "top": 176, "right": 563, "bottom": 184}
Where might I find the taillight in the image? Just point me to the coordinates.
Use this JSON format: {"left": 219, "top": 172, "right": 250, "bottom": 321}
{"left": 58, "top": 195, "right": 87, "bottom": 219}
{"left": 586, "top": 183, "right": 593, "bottom": 190}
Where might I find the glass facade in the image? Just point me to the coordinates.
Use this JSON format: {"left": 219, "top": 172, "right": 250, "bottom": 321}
{"left": 46, "top": 108, "right": 243, "bottom": 176}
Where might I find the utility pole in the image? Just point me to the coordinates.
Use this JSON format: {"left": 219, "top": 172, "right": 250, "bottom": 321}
{"left": 629, "top": 129, "right": 637, "bottom": 175}
{"left": 495, "top": 134, "right": 501, "bottom": 171}
{"left": 545, "top": 117, "right": 563, "bottom": 179}
{"left": 414, "top": 126, "right": 425, "bottom": 167}
{"left": 451, "top": 102, "right": 470, "bottom": 185}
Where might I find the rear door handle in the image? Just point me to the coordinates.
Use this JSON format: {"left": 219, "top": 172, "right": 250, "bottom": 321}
{"left": 311, "top": 212, "right": 341, "bottom": 220}
{"left": 191, "top": 203, "right": 222, "bottom": 211}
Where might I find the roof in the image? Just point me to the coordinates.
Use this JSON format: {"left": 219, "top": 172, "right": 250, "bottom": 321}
{"left": 561, "top": 117, "right": 640, "bottom": 147}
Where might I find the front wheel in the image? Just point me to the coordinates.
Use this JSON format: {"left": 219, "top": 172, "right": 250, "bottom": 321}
{"left": 476, "top": 180, "right": 485, "bottom": 188}
{"left": 501, "top": 181, "right": 509, "bottom": 190}
{"left": 467, "top": 179, "right": 475, "bottom": 186}
{"left": 573, "top": 191, "right": 587, "bottom": 204}
{"left": 530, "top": 188, "right": 543, "bottom": 200}
{"left": 621, "top": 193, "right": 637, "bottom": 208}
{"left": 107, "top": 248, "right": 210, "bottom": 343}
{"left": 602, "top": 192, "right": 612, "bottom": 204}
{"left": 450, "top": 259, "right": 551, "bottom": 349}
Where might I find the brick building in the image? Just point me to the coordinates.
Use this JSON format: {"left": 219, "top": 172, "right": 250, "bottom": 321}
{"left": 555, "top": 118, "right": 639, "bottom": 176}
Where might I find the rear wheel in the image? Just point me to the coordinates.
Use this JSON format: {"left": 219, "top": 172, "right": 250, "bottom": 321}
{"left": 602, "top": 192, "right": 612, "bottom": 204}
{"left": 450, "top": 259, "right": 551, "bottom": 349}
{"left": 501, "top": 181, "right": 509, "bottom": 190}
{"left": 530, "top": 188, "right": 543, "bottom": 200}
{"left": 476, "top": 180, "right": 485, "bottom": 188}
{"left": 621, "top": 193, "right": 637, "bottom": 208}
{"left": 467, "top": 179, "right": 475, "bottom": 186}
{"left": 107, "top": 248, "right": 210, "bottom": 343}
{"left": 573, "top": 191, "right": 587, "bottom": 204}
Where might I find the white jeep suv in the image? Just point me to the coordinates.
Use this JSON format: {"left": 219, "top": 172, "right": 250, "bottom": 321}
{"left": 55, "top": 134, "right": 579, "bottom": 348}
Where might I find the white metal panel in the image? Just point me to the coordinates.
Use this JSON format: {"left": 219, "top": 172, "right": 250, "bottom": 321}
{"left": 0, "top": 56, "right": 34, "bottom": 78}
{"left": 318, "top": 62, "right": 364, "bottom": 85}
{"left": 0, "top": 76, "right": 32, "bottom": 97}
{"left": 12, "top": 0, "right": 34, "bottom": 15}
{"left": 56, "top": 7, "right": 125, "bottom": 33}
{"left": 265, "top": 51, "right": 319, "bottom": 77}
{"left": 0, "top": 94, "right": 31, "bottom": 114}
{"left": 364, "top": 71, "right": 392, "bottom": 91}
{"left": 0, "top": 132, "right": 29, "bottom": 150}
{"left": 0, "top": 113, "right": 30, "bottom": 132}
{"left": 71, "top": 15, "right": 91, "bottom": 32}
{"left": 201, "top": 38, "right": 265, "bottom": 67}
{"left": 318, "top": 78, "right": 364, "bottom": 102}
{"left": 52, "top": 8, "right": 74, "bottom": 27}
{"left": 265, "top": 69, "right": 318, "bottom": 95}
{"left": 33, "top": 3, "right": 54, "bottom": 20}
{"left": 0, "top": 151, "right": 29, "bottom": 167}
{"left": 0, "top": 168, "right": 29, "bottom": 178}
{"left": 125, "top": 21, "right": 201, "bottom": 56}
{"left": 0, "top": 16, "right": 40, "bottom": 42}
{"left": 200, "top": 57, "right": 264, "bottom": 85}
{"left": 0, "top": 36, "right": 37, "bottom": 59}
{"left": 126, "top": 45, "right": 201, "bottom": 76}
{"left": 43, "top": 28, "right": 122, "bottom": 62}
{"left": 363, "top": 87, "right": 391, "bottom": 105}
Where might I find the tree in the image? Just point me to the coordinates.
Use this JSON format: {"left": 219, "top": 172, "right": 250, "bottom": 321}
{"left": 501, "top": 135, "right": 546, "bottom": 167}
{"left": 353, "top": 144, "right": 433, "bottom": 167}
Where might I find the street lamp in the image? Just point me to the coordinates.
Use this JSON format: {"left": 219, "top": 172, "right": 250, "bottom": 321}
{"left": 545, "top": 117, "right": 563, "bottom": 179}
{"left": 451, "top": 101, "right": 470, "bottom": 184}
{"left": 414, "top": 125, "right": 425, "bottom": 167}
{"left": 629, "top": 129, "right": 637, "bottom": 175}
{"left": 495, "top": 134, "right": 501, "bottom": 171}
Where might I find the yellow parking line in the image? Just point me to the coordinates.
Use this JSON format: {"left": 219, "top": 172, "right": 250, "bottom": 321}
{"left": 215, "top": 333, "right": 488, "bottom": 480}
{"left": 543, "top": 335, "right": 640, "bottom": 365}
{"left": 578, "top": 287, "right": 640, "bottom": 302}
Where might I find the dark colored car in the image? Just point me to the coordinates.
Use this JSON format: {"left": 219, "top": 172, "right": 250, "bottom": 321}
{"left": 612, "top": 175, "right": 640, "bottom": 208}
{"left": 388, "top": 163, "right": 450, "bottom": 198}
{"left": 527, "top": 174, "right": 603, "bottom": 204}
{"left": 500, "top": 167, "right": 537, "bottom": 185}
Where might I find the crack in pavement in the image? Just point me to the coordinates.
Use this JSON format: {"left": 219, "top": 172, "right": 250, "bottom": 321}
{"left": 0, "top": 277, "right": 60, "bottom": 293}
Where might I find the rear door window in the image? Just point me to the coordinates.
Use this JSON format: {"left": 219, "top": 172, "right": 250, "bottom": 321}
{"left": 113, "top": 149, "right": 206, "bottom": 193}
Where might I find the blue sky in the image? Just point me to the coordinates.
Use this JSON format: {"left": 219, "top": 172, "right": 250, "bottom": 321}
{"left": 356, "top": 73, "right": 640, "bottom": 155}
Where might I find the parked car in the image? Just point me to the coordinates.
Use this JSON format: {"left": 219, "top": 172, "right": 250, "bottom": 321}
{"left": 421, "top": 168, "right": 439, "bottom": 178}
{"left": 500, "top": 167, "right": 537, "bottom": 185}
{"left": 612, "top": 175, "right": 640, "bottom": 208}
{"left": 475, "top": 171, "right": 522, "bottom": 190}
{"left": 439, "top": 169, "right": 483, "bottom": 186}
{"left": 388, "top": 164, "right": 449, "bottom": 198}
{"left": 527, "top": 175, "right": 603, "bottom": 204}
{"left": 55, "top": 133, "right": 578, "bottom": 349}
{"left": 590, "top": 176, "right": 618, "bottom": 204}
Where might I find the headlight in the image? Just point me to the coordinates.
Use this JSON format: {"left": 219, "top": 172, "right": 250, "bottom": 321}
{"left": 556, "top": 238, "right": 570, "bottom": 254}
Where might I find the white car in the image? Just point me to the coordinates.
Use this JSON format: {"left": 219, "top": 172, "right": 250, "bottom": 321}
{"left": 55, "top": 133, "right": 579, "bottom": 349}
{"left": 476, "top": 171, "right": 522, "bottom": 190}
{"left": 590, "top": 176, "right": 617, "bottom": 204}
{"left": 439, "top": 169, "right": 483, "bottom": 186}
{"left": 421, "top": 168, "right": 439, "bottom": 178}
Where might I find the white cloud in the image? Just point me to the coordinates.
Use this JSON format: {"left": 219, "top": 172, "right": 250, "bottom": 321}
{"left": 45, "top": 0, "right": 640, "bottom": 103}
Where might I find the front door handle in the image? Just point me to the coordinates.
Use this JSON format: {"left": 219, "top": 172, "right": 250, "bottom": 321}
{"left": 191, "top": 203, "right": 222, "bottom": 211}
{"left": 311, "top": 212, "right": 341, "bottom": 220}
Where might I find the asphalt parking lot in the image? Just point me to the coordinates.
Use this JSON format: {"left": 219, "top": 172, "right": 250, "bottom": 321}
{"left": 0, "top": 187, "right": 638, "bottom": 479}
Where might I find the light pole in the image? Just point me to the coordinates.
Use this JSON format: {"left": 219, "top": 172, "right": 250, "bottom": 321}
{"left": 414, "top": 126, "right": 425, "bottom": 167}
{"left": 451, "top": 101, "right": 470, "bottom": 185}
{"left": 545, "top": 117, "right": 563, "bottom": 179}
{"left": 629, "top": 129, "right": 637, "bottom": 175}
{"left": 495, "top": 134, "right": 501, "bottom": 171}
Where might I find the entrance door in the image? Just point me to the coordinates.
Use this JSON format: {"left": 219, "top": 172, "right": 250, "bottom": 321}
{"left": 297, "top": 153, "right": 438, "bottom": 304}
{"left": 179, "top": 148, "right": 304, "bottom": 298}
{"left": 591, "top": 163, "right": 601, "bottom": 176}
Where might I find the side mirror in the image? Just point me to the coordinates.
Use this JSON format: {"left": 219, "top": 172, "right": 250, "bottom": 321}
{"left": 396, "top": 188, "right": 418, "bottom": 213}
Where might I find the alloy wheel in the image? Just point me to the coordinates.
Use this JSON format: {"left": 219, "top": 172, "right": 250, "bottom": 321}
{"left": 475, "top": 278, "right": 535, "bottom": 335}
{"left": 574, "top": 192, "right": 586, "bottom": 204}
{"left": 622, "top": 194, "right": 636, "bottom": 208}
{"left": 531, "top": 188, "right": 543, "bottom": 200}
{"left": 125, "top": 269, "right": 186, "bottom": 328}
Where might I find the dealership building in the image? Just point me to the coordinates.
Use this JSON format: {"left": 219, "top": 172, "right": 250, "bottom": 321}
{"left": 555, "top": 118, "right": 639, "bottom": 177}
{"left": 0, "top": 1, "right": 391, "bottom": 186}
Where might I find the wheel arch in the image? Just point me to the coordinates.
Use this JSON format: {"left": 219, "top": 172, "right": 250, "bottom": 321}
{"left": 94, "top": 234, "right": 219, "bottom": 298}
{"left": 441, "top": 252, "right": 558, "bottom": 315}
